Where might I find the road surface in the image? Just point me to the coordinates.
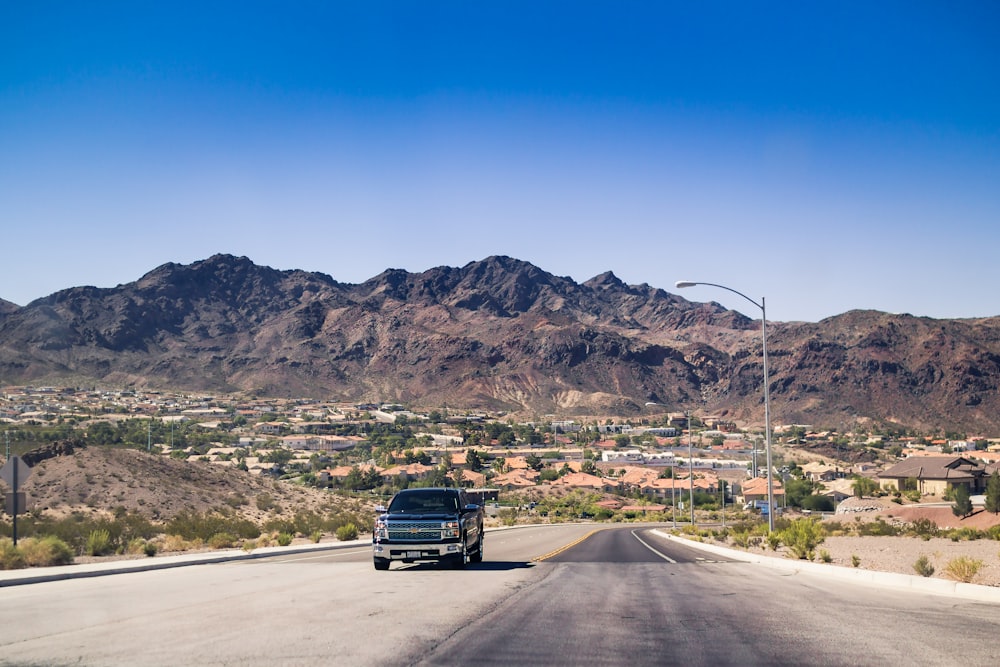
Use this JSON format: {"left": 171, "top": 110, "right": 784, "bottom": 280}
{"left": 1, "top": 524, "right": 997, "bottom": 666}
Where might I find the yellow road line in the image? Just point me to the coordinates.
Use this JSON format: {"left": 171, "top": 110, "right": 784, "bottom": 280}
{"left": 531, "top": 530, "right": 600, "bottom": 562}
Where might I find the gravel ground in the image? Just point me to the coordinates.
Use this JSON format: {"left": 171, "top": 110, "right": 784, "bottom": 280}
{"left": 733, "top": 535, "right": 1000, "bottom": 587}
{"left": 818, "top": 535, "right": 1000, "bottom": 586}
{"left": 726, "top": 502, "right": 1000, "bottom": 587}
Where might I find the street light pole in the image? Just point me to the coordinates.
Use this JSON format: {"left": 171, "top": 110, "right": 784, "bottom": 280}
{"left": 676, "top": 280, "right": 775, "bottom": 533}
{"left": 687, "top": 411, "right": 694, "bottom": 526}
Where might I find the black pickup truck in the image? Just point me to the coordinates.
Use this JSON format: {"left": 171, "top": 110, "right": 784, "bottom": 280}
{"left": 372, "top": 487, "right": 484, "bottom": 570}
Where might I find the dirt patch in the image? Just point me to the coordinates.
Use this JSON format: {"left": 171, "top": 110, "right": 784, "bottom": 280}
{"left": 879, "top": 505, "right": 1000, "bottom": 531}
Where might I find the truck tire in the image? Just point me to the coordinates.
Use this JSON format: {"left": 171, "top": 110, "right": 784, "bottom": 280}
{"left": 470, "top": 532, "right": 484, "bottom": 564}
{"left": 373, "top": 557, "right": 390, "bottom": 571}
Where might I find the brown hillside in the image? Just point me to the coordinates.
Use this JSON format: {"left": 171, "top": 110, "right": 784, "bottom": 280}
{"left": 20, "top": 445, "right": 357, "bottom": 524}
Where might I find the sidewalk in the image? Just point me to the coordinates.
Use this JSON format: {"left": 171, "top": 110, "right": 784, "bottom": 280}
{"left": 0, "top": 539, "right": 370, "bottom": 587}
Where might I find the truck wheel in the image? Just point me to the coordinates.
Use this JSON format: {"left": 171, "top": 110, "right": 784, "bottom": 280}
{"left": 470, "top": 532, "right": 484, "bottom": 564}
{"left": 373, "top": 558, "right": 390, "bottom": 571}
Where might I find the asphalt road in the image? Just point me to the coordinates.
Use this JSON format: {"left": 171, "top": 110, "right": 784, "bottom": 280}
{"left": 2, "top": 525, "right": 998, "bottom": 666}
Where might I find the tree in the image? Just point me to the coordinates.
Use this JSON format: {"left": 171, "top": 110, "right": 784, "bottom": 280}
{"left": 539, "top": 468, "right": 559, "bottom": 482}
{"left": 851, "top": 476, "right": 878, "bottom": 499}
{"left": 784, "top": 478, "right": 819, "bottom": 508}
{"left": 465, "top": 448, "right": 484, "bottom": 471}
{"left": 985, "top": 472, "right": 1000, "bottom": 515}
{"left": 951, "top": 484, "right": 973, "bottom": 518}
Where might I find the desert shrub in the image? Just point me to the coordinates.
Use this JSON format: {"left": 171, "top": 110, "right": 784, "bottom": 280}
{"left": 285, "top": 510, "right": 326, "bottom": 536}
{"left": 904, "top": 489, "right": 921, "bottom": 503}
{"left": 86, "top": 529, "right": 113, "bottom": 556}
{"left": 944, "top": 556, "right": 983, "bottom": 583}
{"left": 855, "top": 518, "right": 899, "bottom": 537}
{"left": 766, "top": 532, "right": 781, "bottom": 551}
{"left": 907, "top": 518, "right": 939, "bottom": 540}
{"left": 166, "top": 510, "right": 260, "bottom": 542}
{"left": 20, "top": 536, "right": 75, "bottom": 567}
{"left": 208, "top": 533, "right": 238, "bottom": 549}
{"left": 276, "top": 532, "right": 293, "bottom": 546}
{"left": 985, "top": 525, "right": 1000, "bottom": 541}
{"left": 731, "top": 530, "right": 752, "bottom": 548}
{"left": 335, "top": 523, "right": 359, "bottom": 541}
{"left": 779, "top": 518, "right": 825, "bottom": 560}
{"left": 124, "top": 537, "right": 158, "bottom": 557}
{"left": 159, "top": 534, "right": 202, "bottom": 552}
{"left": 310, "top": 530, "right": 323, "bottom": 543}
{"left": 851, "top": 554, "right": 861, "bottom": 568}
{"left": 823, "top": 520, "right": 846, "bottom": 533}
{"left": 913, "top": 555, "right": 935, "bottom": 577}
{"left": 262, "top": 517, "right": 297, "bottom": 535}
{"left": 948, "top": 527, "right": 984, "bottom": 542}
{"left": 819, "top": 549, "right": 832, "bottom": 563}
{"left": 0, "top": 538, "right": 25, "bottom": 570}
{"left": 242, "top": 539, "right": 257, "bottom": 553}
{"left": 255, "top": 493, "right": 276, "bottom": 512}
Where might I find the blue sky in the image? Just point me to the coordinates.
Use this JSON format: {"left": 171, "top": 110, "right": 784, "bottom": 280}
{"left": 2, "top": 2, "right": 998, "bottom": 322}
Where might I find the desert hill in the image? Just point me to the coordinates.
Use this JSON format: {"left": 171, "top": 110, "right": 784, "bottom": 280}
{"left": 21, "top": 443, "right": 341, "bottom": 524}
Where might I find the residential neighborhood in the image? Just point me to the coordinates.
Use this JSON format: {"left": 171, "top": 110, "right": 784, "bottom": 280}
{"left": 5, "top": 384, "right": 1000, "bottom": 519}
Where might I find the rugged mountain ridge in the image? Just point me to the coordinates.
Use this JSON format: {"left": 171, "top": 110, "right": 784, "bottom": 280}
{"left": 1, "top": 254, "right": 998, "bottom": 432}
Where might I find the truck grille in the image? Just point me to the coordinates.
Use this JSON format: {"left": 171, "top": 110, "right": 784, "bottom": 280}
{"left": 387, "top": 521, "right": 441, "bottom": 541}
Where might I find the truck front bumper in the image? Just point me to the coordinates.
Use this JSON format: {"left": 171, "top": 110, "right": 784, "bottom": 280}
{"left": 372, "top": 541, "right": 463, "bottom": 562}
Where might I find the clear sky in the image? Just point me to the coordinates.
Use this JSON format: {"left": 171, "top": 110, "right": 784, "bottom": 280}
{"left": 2, "top": 2, "right": 998, "bottom": 322}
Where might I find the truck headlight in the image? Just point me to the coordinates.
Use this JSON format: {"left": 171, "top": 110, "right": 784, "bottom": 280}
{"left": 374, "top": 521, "right": 388, "bottom": 540}
{"left": 441, "top": 520, "right": 460, "bottom": 539}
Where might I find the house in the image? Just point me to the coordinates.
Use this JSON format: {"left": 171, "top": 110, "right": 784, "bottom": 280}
{"left": 877, "top": 455, "right": 987, "bottom": 495}
{"left": 638, "top": 477, "right": 687, "bottom": 500}
{"left": 550, "top": 472, "right": 605, "bottom": 490}
{"left": 380, "top": 463, "right": 435, "bottom": 483}
{"left": 738, "top": 477, "right": 785, "bottom": 504}
{"left": 801, "top": 461, "right": 838, "bottom": 482}
{"left": 492, "top": 469, "right": 540, "bottom": 489}
{"left": 449, "top": 469, "right": 486, "bottom": 488}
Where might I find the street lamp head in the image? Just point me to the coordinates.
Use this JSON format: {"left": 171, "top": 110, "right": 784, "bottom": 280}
{"left": 675, "top": 281, "right": 697, "bottom": 289}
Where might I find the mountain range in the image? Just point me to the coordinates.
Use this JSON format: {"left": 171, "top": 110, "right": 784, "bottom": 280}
{"left": 1, "top": 254, "right": 998, "bottom": 433}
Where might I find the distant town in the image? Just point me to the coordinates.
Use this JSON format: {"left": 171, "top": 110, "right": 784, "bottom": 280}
{"left": 4, "top": 385, "right": 1000, "bottom": 514}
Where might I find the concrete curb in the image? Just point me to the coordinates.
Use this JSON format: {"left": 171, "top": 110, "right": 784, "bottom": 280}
{"left": 0, "top": 539, "right": 370, "bottom": 587}
{"left": 653, "top": 530, "right": 1000, "bottom": 604}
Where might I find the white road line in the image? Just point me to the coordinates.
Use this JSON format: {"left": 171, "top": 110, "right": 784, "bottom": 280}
{"left": 631, "top": 530, "right": 677, "bottom": 563}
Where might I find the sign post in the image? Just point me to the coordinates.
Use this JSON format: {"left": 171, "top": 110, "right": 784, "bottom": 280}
{"left": 1, "top": 455, "right": 32, "bottom": 546}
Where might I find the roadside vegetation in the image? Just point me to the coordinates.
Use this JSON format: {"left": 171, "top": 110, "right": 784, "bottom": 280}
{"left": 0, "top": 505, "right": 374, "bottom": 570}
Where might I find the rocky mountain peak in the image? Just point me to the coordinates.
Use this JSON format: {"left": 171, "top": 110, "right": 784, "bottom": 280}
{"left": 1, "top": 255, "right": 998, "bottom": 432}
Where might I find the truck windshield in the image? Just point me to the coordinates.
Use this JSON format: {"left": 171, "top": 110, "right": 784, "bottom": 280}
{"left": 388, "top": 493, "right": 459, "bottom": 513}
